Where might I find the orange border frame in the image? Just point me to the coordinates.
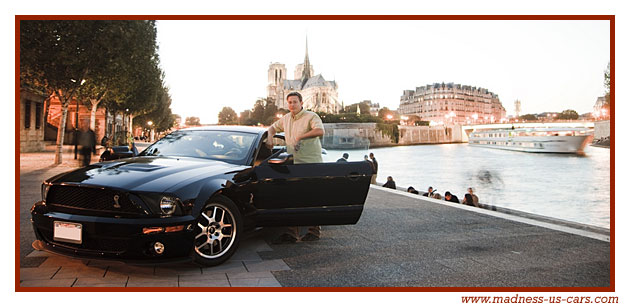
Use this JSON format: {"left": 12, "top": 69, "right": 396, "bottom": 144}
{"left": 15, "top": 15, "right": 615, "bottom": 293}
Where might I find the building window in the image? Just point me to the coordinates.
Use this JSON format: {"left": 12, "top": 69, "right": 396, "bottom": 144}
{"left": 24, "top": 101, "right": 31, "bottom": 129}
{"left": 35, "top": 102, "right": 42, "bottom": 129}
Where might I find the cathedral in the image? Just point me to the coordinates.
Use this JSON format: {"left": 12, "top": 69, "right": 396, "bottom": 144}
{"left": 267, "top": 40, "right": 341, "bottom": 114}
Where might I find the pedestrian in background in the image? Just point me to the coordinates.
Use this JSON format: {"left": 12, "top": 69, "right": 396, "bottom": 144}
{"left": 369, "top": 152, "right": 378, "bottom": 184}
{"left": 383, "top": 176, "right": 396, "bottom": 189}
{"left": 462, "top": 187, "right": 480, "bottom": 207}
{"left": 78, "top": 125, "right": 96, "bottom": 167}
{"left": 423, "top": 186, "right": 435, "bottom": 197}
{"left": 337, "top": 153, "right": 349, "bottom": 163}
{"left": 444, "top": 191, "right": 460, "bottom": 203}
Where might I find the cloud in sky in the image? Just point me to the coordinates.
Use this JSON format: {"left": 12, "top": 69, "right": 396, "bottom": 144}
{"left": 156, "top": 19, "right": 610, "bottom": 124}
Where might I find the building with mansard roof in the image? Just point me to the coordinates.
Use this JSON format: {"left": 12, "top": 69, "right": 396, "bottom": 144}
{"left": 267, "top": 39, "right": 341, "bottom": 114}
{"left": 399, "top": 82, "right": 506, "bottom": 124}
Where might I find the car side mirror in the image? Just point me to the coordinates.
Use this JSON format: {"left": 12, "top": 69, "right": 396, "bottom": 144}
{"left": 269, "top": 152, "right": 293, "bottom": 165}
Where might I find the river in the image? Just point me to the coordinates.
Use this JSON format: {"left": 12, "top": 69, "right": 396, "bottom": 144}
{"left": 322, "top": 143, "right": 611, "bottom": 229}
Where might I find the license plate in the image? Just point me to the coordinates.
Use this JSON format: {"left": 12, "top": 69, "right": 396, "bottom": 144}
{"left": 53, "top": 221, "right": 82, "bottom": 244}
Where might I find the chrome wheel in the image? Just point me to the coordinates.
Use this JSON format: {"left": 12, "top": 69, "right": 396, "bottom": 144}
{"left": 194, "top": 203, "right": 237, "bottom": 259}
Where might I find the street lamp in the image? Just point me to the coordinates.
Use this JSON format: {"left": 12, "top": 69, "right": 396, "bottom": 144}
{"left": 147, "top": 121, "right": 153, "bottom": 142}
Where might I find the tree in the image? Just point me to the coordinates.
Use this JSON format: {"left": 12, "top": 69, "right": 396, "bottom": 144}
{"left": 185, "top": 116, "right": 201, "bottom": 126}
{"left": 218, "top": 107, "right": 238, "bottom": 125}
{"left": 20, "top": 20, "right": 166, "bottom": 163}
{"left": 76, "top": 21, "right": 163, "bottom": 132}
{"left": 344, "top": 102, "right": 370, "bottom": 114}
{"left": 21, "top": 21, "right": 105, "bottom": 163}
{"left": 519, "top": 114, "right": 537, "bottom": 121}
{"left": 133, "top": 85, "right": 175, "bottom": 134}
{"left": 557, "top": 109, "right": 579, "bottom": 120}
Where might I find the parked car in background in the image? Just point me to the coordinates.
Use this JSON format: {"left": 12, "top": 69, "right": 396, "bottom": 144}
{"left": 32, "top": 126, "right": 373, "bottom": 266}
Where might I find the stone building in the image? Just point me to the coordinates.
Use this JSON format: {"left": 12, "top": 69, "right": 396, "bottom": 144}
{"left": 398, "top": 82, "right": 506, "bottom": 125}
{"left": 267, "top": 40, "right": 341, "bottom": 114}
{"left": 20, "top": 89, "right": 47, "bottom": 152}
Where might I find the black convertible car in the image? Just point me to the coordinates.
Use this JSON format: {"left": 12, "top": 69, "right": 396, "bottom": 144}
{"left": 31, "top": 126, "right": 372, "bottom": 266}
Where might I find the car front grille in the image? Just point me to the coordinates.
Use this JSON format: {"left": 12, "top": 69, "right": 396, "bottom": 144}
{"left": 46, "top": 185, "right": 146, "bottom": 216}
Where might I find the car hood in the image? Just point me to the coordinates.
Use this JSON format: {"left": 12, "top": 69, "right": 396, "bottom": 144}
{"left": 48, "top": 156, "right": 241, "bottom": 192}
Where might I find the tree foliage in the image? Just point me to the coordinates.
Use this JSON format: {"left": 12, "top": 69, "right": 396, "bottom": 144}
{"left": 317, "top": 112, "right": 382, "bottom": 123}
{"left": 20, "top": 20, "right": 170, "bottom": 162}
{"left": 218, "top": 107, "right": 238, "bottom": 125}
{"left": 344, "top": 102, "right": 370, "bottom": 114}
{"left": 518, "top": 114, "right": 538, "bottom": 121}
{"left": 185, "top": 116, "right": 201, "bottom": 126}
{"left": 557, "top": 109, "right": 579, "bottom": 120}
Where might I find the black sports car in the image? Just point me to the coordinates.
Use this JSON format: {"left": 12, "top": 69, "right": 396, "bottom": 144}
{"left": 31, "top": 126, "right": 373, "bottom": 266}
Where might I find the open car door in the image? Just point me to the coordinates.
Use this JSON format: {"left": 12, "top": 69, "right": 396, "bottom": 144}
{"left": 250, "top": 160, "right": 373, "bottom": 227}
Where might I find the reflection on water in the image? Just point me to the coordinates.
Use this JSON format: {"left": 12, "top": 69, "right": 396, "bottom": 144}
{"left": 323, "top": 144, "right": 610, "bottom": 228}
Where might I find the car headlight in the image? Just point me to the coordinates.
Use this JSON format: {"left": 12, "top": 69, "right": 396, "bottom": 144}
{"left": 41, "top": 182, "right": 51, "bottom": 202}
{"left": 160, "top": 196, "right": 178, "bottom": 215}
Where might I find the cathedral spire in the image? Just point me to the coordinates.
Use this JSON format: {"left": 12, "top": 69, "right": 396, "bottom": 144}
{"left": 302, "top": 36, "right": 312, "bottom": 81}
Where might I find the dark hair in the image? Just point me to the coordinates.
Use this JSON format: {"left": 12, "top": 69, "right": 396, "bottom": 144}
{"left": 286, "top": 92, "right": 303, "bottom": 102}
{"left": 464, "top": 193, "right": 474, "bottom": 205}
{"left": 343, "top": 153, "right": 349, "bottom": 159}
{"left": 444, "top": 191, "right": 452, "bottom": 196}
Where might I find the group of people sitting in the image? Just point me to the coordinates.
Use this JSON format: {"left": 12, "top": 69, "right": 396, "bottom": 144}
{"left": 382, "top": 176, "right": 480, "bottom": 207}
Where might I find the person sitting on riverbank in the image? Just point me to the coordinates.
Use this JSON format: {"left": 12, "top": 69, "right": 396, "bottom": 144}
{"left": 383, "top": 176, "right": 396, "bottom": 189}
{"left": 407, "top": 186, "right": 419, "bottom": 194}
{"left": 462, "top": 187, "right": 479, "bottom": 207}
{"left": 336, "top": 153, "right": 349, "bottom": 163}
{"left": 423, "top": 186, "right": 435, "bottom": 197}
{"left": 444, "top": 191, "right": 460, "bottom": 203}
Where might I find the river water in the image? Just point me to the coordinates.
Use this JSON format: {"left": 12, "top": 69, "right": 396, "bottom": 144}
{"left": 322, "top": 143, "right": 611, "bottom": 229}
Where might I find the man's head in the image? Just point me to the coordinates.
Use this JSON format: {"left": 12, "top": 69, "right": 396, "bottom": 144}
{"left": 468, "top": 187, "right": 474, "bottom": 194}
{"left": 369, "top": 152, "right": 374, "bottom": 159}
{"left": 428, "top": 186, "right": 433, "bottom": 192}
{"left": 387, "top": 176, "right": 393, "bottom": 181}
{"left": 444, "top": 191, "right": 452, "bottom": 200}
{"left": 342, "top": 153, "right": 349, "bottom": 159}
{"left": 286, "top": 92, "right": 303, "bottom": 115}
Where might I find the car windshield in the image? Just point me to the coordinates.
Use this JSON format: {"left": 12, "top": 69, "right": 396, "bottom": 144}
{"left": 139, "top": 130, "right": 257, "bottom": 163}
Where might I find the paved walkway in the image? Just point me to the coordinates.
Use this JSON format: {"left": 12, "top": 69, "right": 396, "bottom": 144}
{"left": 20, "top": 231, "right": 287, "bottom": 287}
{"left": 19, "top": 151, "right": 610, "bottom": 288}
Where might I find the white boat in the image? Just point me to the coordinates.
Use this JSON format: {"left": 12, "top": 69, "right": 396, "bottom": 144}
{"left": 468, "top": 127, "right": 593, "bottom": 154}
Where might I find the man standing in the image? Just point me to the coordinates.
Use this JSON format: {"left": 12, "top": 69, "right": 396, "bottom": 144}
{"left": 369, "top": 152, "right": 378, "bottom": 184}
{"left": 78, "top": 124, "right": 96, "bottom": 167}
{"left": 267, "top": 92, "right": 325, "bottom": 243}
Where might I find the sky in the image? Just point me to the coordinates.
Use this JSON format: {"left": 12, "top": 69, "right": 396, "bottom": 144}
{"left": 156, "top": 19, "right": 610, "bottom": 124}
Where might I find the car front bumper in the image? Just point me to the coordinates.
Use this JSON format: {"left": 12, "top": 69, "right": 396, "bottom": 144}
{"left": 31, "top": 201, "right": 197, "bottom": 264}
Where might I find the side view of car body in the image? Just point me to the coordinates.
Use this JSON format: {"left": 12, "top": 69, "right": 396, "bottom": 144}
{"left": 31, "top": 126, "right": 373, "bottom": 266}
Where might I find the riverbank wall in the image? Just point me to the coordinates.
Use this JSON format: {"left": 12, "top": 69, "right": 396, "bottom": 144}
{"left": 322, "top": 123, "right": 463, "bottom": 149}
{"left": 594, "top": 120, "right": 610, "bottom": 140}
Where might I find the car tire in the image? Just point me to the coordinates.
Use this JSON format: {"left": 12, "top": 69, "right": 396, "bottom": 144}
{"left": 192, "top": 195, "right": 243, "bottom": 266}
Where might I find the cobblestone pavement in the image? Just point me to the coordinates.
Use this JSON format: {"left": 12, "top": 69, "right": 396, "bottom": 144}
{"left": 20, "top": 232, "right": 287, "bottom": 287}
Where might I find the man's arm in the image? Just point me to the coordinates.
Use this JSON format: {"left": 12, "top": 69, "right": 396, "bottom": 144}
{"left": 266, "top": 126, "right": 277, "bottom": 148}
{"left": 297, "top": 128, "right": 324, "bottom": 142}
